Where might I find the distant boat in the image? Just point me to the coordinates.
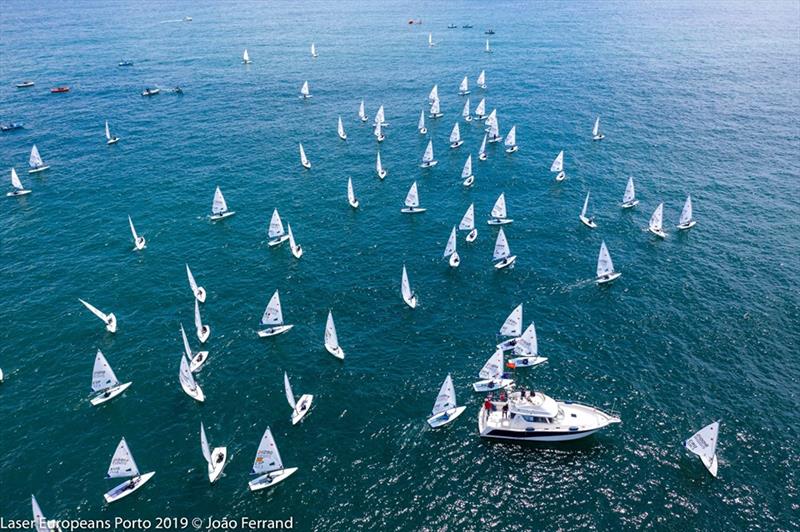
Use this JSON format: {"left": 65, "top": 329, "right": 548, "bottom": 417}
{"left": 7, "top": 168, "right": 31, "bottom": 197}
{"left": 487, "top": 192, "right": 512, "bottom": 225}
{"left": 337, "top": 116, "right": 347, "bottom": 140}
{"left": 186, "top": 264, "right": 206, "bottom": 303}
{"left": 420, "top": 140, "right": 437, "bottom": 168}
{"left": 310, "top": 42, "right": 318, "bottom": 58}
{"left": 592, "top": 116, "right": 605, "bottom": 140}
{"left": 443, "top": 226, "right": 460, "bottom": 267}
{"left": 103, "top": 438, "right": 155, "bottom": 503}
{"left": 118, "top": 60, "right": 134, "bottom": 67}
{"left": 128, "top": 215, "right": 146, "bottom": 250}
{"left": 459, "top": 76, "right": 470, "bottom": 95}
{"left": 462, "top": 98, "right": 472, "bottom": 122}
{"left": 478, "top": 133, "right": 488, "bottom": 161}
{"left": 477, "top": 70, "right": 486, "bottom": 89}
{"left": 242, "top": 49, "right": 252, "bottom": 64}
{"left": 447, "top": 24, "right": 458, "bottom": 29}
{"left": 401, "top": 265, "right": 417, "bottom": 308}
{"left": 105, "top": 120, "right": 120, "bottom": 145}
{"left": 427, "top": 374, "right": 466, "bottom": 428}
{"left": 579, "top": 192, "right": 597, "bottom": 228}
{"left": 449, "top": 122, "right": 463, "bottom": 148}
{"left": 677, "top": 195, "right": 696, "bottom": 230}
{"left": 299, "top": 143, "right": 311, "bottom": 169}
{"left": 461, "top": 154, "right": 474, "bottom": 187}
{"left": 374, "top": 104, "right": 388, "bottom": 126}
{"left": 90, "top": 350, "right": 132, "bottom": 406}
{"left": 210, "top": 186, "right": 235, "bottom": 220}
{"left": 358, "top": 100, "right": 368, "bottom": 122}
{"left": 485, "top": 39, "right": 492, "bottom": 53}
{"left": 200, "top": 422, "right": 227, "bottom": 483}
{"left": 31, "top": 495, "right": 58, "bottom": 531}
{"left": 141, "top": 88, "right": 159, "bottom": 96}
{"left": 429, "top": 97, "right": 443, "bottom": 118}
{"left": 428, "top": 84, "right": 439, "bottom": 103}
{"left": 551, "top": 150, "right": 565, "bottom": 181}
{"left": 181, "top": 322, "right": 208, "bottom": 373}
{"left": 374, "top": 119, "right": 385, "bottom": 142}
{"left": 485, "top": 109, "right": 502, "bottom": 143}
{"left": 497, "top": 304, "right": 523, "bottom": 351}
{"left": 418, "top": 109, "right": 427, "bottom": 134}
{"left": 248, "top": 427, "right": 297, "bottom": 491}
{"left": 50, "top": 86, "right": 69, "bottom": 93}
{"left": 195, "top": 298, "right": 210, "bottom": 343}
{"left": 28, "top": 144, "right": 50, "bottom": 173}
{"left": 287, "top": 223, "right": 303, "bottom": 259}
{"left": 184, "top": 16, "right": 192, "bottom": 21}
{"left": 596, "top": 240, "right": 621, "bottom": 285}
{"left": 649, "top": 203, "right": 666, "bottom": 238}
{"left": 300, "top": 80, "right": 311, "bottom": 99}
{"left": 462, "top": 24, "right": 473, "bottom": 28}
{"left": 347, "top": 177, "right": 359, "bottom": 208}
{"left": 493, "top": 227, "right": 516, "bottom": 269}
{"left": 485, "top": 29, "right": 495, "bottom": 35}
{"left": 324, "top": 310, "right": 344, "bottom": 359}
{"left": 179, "top": 350, "right": 205, "bottom": 402}
{"left": 285, "top": 372, "right": 314, "bottom": 424}
{"left": 257, "top": 290, "right": 293, "bottom": 337}
{"left": 401, "top": 181, "right": 425, "bottom": 213}
{"left": 267, "top": 209, "right": 290, "bottom": 247}
{"left": 504, "top": 125, "right": 518, "bottom": 153}
{"left": 621, "top": 177, "right": 639, "bottom": 208}
{"left": 459, "top": 203, "right": 477, "bottom": 242}
{"left": 685, "top": 421, "right": 720, "bottom": 478}
{"left": 79, "top": 298, "right": 117, "bottom": 333}
{"left": 428, "top": 32, "right": 435, "bottom": 47}
{"left": 507, "top": 322, "right": 548, "bottom": 368}
{"left": 1, "top": 123, "right": 24, "bottom": 132}
{"left": 376, "top": 151, "right": 387, "bottom": 179}
{"left": 15, "top": 80, "right": 34, "bottom": 88}
{"left": 473, "top": 349, "right": 513, "bottom": 392}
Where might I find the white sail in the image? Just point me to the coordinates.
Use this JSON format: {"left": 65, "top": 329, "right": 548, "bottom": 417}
{"left": 79, "top": 298, "right": 108, "bottom": 322}
{"left": 428, "top": 84, "right": 439, "bottom": 102}
{"left": 375, "top": 105, "right": 385, "bottom": 125}
{"left": 428, "top": 32, "right": 433, "bottom": 46}
{"left": 500, "top": 304, "right": 523, "bottom": 337}
{"left": 105, "top": 121, "right": 112, "bottom": 141}
{"left": 347, "top": 178, "right": 356, "bottom": 204}
{"left": 358, "top": 100, "right": 366, "bottom": 120}
{"left": 477, "top": 70, "right": 486, "bottom": 87}
{"left": 593, "top": 117, "right": 601, "bottom": 136}
{"left": 211, "top": 187, "right": 228, "bottom": 215}
{"left": 581, "top": 192, "right": 591, "bottom": 218}
{"left": 324, "top": 310, "right": 339, "bottom": 349}
{"left": 31, "top": 495, "right": 55, "bottom": 532}
{"left": 597, "top": 241, "right": 615, "bottom": 277}
{"left": 475, "top": 98, "right": 486, "bottom": 116}
{"left": 92, "top": 350, "right": 120, "bottom": 392}
{"left": 418, "top": 109, "right": 426, "bottom": 131}
{"left": 459, "top": 204, "right": 475, "bottom": 231}
{"left": 194, "top": 299, "right": 204, "bottom": 335}
{"left": 550, "top": 151, "right": 564, "bottom": 172}
{"left": 404, "top": 182, "right": 420, "bottom": 208}
{"left": 284, "top": 372, "right": 296, "bottom": 410}
{"left": 491, "top": 193, "right": 507, "bottom": 219}
{"left": 376, "top": 152, "right": 384, "bottom": 174}
{"left": 11, "top": 168, "right": 24, "bottom": 190}
{"left": 449, "top": 123, "right": 461, "bottom": 144}
{"left": 443, "top": 227, "right": 457, "bottom": 258}
{"left": 242, "top": 49, "right": 250, "bottom": 63}
{"left": 493, "top": 228, "right": 510, "bottom": 261}
{"left": 299, "top": 143, "right": 309, "bottom": 166}
{"left": 200, "top": 422, "right": 212, "bottom": 464}
{"left": 310, "top": 43, "right": 317, "bottom": 57}
{"left": 479, "top": 350, "right": 504, "bottom": 380}
{"left": 300, "top": 81, "right": 310, "bottom": 97}
{"left": 461, "top": 155, "right": 473, "bottom": 179}
{"left": 186, "top": 264, "right": 199, "bottom": 293}
{"left": 179, "top": 351, "right": 200, "bottom": 392}
{"left": 485, "top": 39, "right": 491, "bottom": 52}
{"left": 679, "top": 195, "right": 693, "bottom": 225}
{"left": 432, "top": 374, "right": 457, "bottom": 416}
{"left": 462, "top": 98, "right": 470, "bottom": 118}
{"left": 287, "top": 223, "right": 299, "bottom": 253}
{"left": 107, "top": 438, "right": 139, "bottom": 479}
{"left": 650, "top": 203, "right": 664, "bottom": 232}
{"left": 685, "top": 421, "right": 720, "bottom": 475}
{"left": 29, "top": 145, "right": 44, "bottom": 168}
{"left": 261, "top": 290, "right": 284, "bottom": 326}
{"left": 430, "top": 98, "right": 441, "bottom": 116}
{"left": 401, "top": 265, "right": 413, "bottom": 301}
{"left": 459, "top": 76, "right": 468, "bottom": 93}
{"left": 268, "top": 209, "right": 285, "bottom": 238}
{"left": 128, "top": 215, "right": 139, "bottom": 241}
{"left": 479, "top": 134, "right": 487, "bottom": 158}
{"left": 623, "top": 177, "right": 636, "bottom": 204}
{"left": 337, "top": 116, "right": 346, "bottom": 138}
{"left": 180, "top": 325, "right": 195, "bottom": 366}
{"left": 374, "top": 120, "right": 383, "bottom": 139}
{"left": 514, "top": 322, "right": 538, "bottom": 356}
{"left": 504, "top": 125, "right": 517, "bottom": 148}
{"left": 252, "top": 427, "right": 283, "bottom": 474}
{"left": 485, "top": 109, "right": 497, "bottom": 129}
{"left": 422, "top": 141, "right": 434, "bottom": 164}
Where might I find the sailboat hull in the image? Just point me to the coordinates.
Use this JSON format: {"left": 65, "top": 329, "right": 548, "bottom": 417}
{"left": 462, "top": 175, "right": 475, "bottom": 187}
{"left": 494, "top": 256, "right": 516, "bottom": 269}
{"left": 249, "top": 468, "right": 298, "bottom": 491}
{"left": 210, "top": 211, "right": 235, "bottom": 221}
{"left": 579, "top": 216, "right": 597, "bottom": 229}
{"left": 268, "top": 235, "right": 290, "bottom": 247}
{"left": 419, "top": 127, "right": 427, "bottom": 135}
{"left": 592, "top": 134, "right": 605, "bottom": 141}
{"left": 189, "top": 351, "right": 209, "bottom": 373}
{"left": 401, "top": 207, "right": 426, "bottom": 214}
{"left": 291, "top": 246, "right": 303, "bottom": 259}
{"left": 106, "top": 315, "right": 118, "bottom": 334}
{"left": 420, "top": 161, "right": 438, "bottom": 168}
{"left": 465, "top": 229, "right": 478, "bottom": 242}
{"left": 104, "top": 472, "right": 155, "bottom": 503}
{"left": 90, "top": 382, "right": 133, "bottom": 406}
{"left": 133, "top": 238, "right": 146, "bottom": 251}
{"left": 450, "top": 140, "right": 463, "bottom": 148}
{"left": 403, "top": 295, "right": 417, "bottom": 309}
{"left": 677, "top": 220, "right": 696, "bottom": 230}
{"left": 107, "top": 137, "right": 120, "bottom": 145}
{"left": 555, "top": 171, "right": 566, "bottom": 181}
{"left": 487, "top": 136, "right": 503, "bottom": 143}
{"left": 208, "top": 447, "right": 227, "bottom": 483}
{"left": 28, "top": 166, "right": 50, "bottom": 174}
{"left": 505, "top": 146, "right": 518, "bottom": 153}
{"left": 621, "top": 200, "right": 639, "bottom": 209}
{"left": 648, "top": 227, "right": 667, "bottom": 239}
{"left": 448, "top": 253, "right": 460, "bottom": 268}
{"left": 348, "top": 199, "right": 359, "bottom": 209}
{"left": 194, "top": 288, "right": 207, "bottom": 303}
{"left": 197, "top": 326, "right": 211, "bottom": 344}
{"left": 325, "top": 344, "right": 345, "bottom": 360}
{"left": 338, "top": 133, "right": 347, "bottom": 141}
{"left": 377, "top": 170, "right": 387, "bottom": 179}
{"left": 257, "top": 324, "right": 293, "bottom": 338}
{"left": 181, "top": 381, "right": 205, "bottom": 402}
{"left": 507, "top": 356, "right": 548, "bottom": 368}
{"left": 301, "top": 162, "right": 311, "bottom": 169}
{"left": 291, "top": 394, "right": 314, "bottom": 424}
{"left": 487, "top": 218, "right": 512, "bottom": 226}
{"left": 427, "top": 406, "right": 466, "bottom": 428}
{"left": 7, "top": 190, "right": 32, "bottom": 197}
{"left": 478, "top": 153, "right": 488, "bottom": 161}
{"left": 596, "top": 272, "right": 622, "bottom": 285}
{"left": 472, "top": 379, "right": 514, "bottom": 392}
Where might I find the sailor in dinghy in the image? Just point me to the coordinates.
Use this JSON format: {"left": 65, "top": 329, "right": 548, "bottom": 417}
{"left": 79, "top": 298, "right": 117, "bottom": 333}
{"left": 105, "top": 121, "right": 120, "bottom": 145}
{"left": 427, "top": 374, "right": 466, "bottom": 428}
{"left": 477, "top": 70, "right": 487, "bottom": 89}
{"left": 478, "top": 134, "right": 488, "bottom": 161}
{"left": 285, "top": 372, "right": 314, "bottom": 423}
{"left": 374, "top": 119, "right": 385, "bottom": 142}
{"left": 6, "top": 168, "right": 31, "bottom": 197}
{"left": 595, "top": 241, "right": 621, "bottom": 285}
{"left": 473, "top": 349, "right": 514, "bottom": 392}
{"left": 685, "top": 421, "right": 721, "bottom": 477}
{"left": 347, "top": 177, "right": 359, "bottom": 209}
{"left": 194, "top": 299, "right": 210, "bottom": 343}
{"left": 676, "top": 195, "right": 696, "bottom": 230}
{"left": 621, "top": 177, "right": 639, "bottom": 208}
{"left": 103, "top": 438, "right": 155, "bottom": 503}
{"left": 496, "top": 304, "right": 523, "bottom": 351}
{"left": 418, "top": 109, "right": 427, "bottom": 135}
{"left": 459, "top": 204, "right": 478, "bottom": 242}
{"left": 443, "top": 226, "right": 460, "bottom": 268}
{"left": 592, "top": 116, "right": 605, "bottom": 140}
{"left": 376, "top": 151, "right": 387, "bottom": 179}
{"left": 337, "top": 116, "right": 347, "bottom": 140}
{"left": 449, "top": 122, "right": 463, "bottom": 148}
{"left": 493, "top": 228, "right": 516, "bottom": 269}
{"left": 210, "top": 186, "right": 235, "bottom": 220}
{"left": 179, "top": 351, "right": 205, "bottom": 402}
{"left": 200, "top": 422, "right": 227, "bottom": 483}
{"left": 242, "top": 49, "right": 252, "bottom": 64}
{"left": 504, "top": 126, "right": 518, "bottom": 153}
{"left": 287, "top": 223, "right": 303, "bottom": 259}
{"left": 358, "top": 100, "right": 368, "bottom": 122}
{"left": 420, "top": 140, "right": 437, "bottom": 168}
{"left": 90, "top": 350, "right": 132, "bottom": 406}
{"left": 186, "top": 264, "right": 206, "bottom": 303}
{"left": 507, "top": 322, "right": 548, "bottom": 368}
{"left": 267, "top": 209, "right": 290, "bottom": 247}
{"left": 128, "top": 216, "right": 146, "bottom": 250}
{"left": 487, "top": 193, "right": 512, "bottom": 225}
{"left": 648, "top": 203, "right": 667, "bottom": 238}
{"left": 461, "top": 154, "right": 474, "bottom": 187}
{"left": 257, "top": 290, "right": 293, "bottom": 337}
{"left": 299, "top": 80, "right": 311, "bottom": 99}
{"left": 28, "top": 144, "right": 50, "bottom": 173}
{"left": 551, "top": 150, "right": 566, "bottom": 181}
{"left": 299, "top": 143, "right": 311, "bottom": 169}
{"left": 462, "top": 98, "right": 472, "bottom": 122}
{"left": 458, "top": 76, "right": 470, "bottom": 95}
{"left": 401, "top": 182, "right": 425, "bottom": 213}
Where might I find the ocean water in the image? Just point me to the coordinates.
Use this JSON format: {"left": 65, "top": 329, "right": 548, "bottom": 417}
{"left": 1, "top": 0, "right": 799, "bottom": 530}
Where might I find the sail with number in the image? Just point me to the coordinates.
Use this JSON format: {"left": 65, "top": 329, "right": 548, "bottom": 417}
{"left": 432, "top": 374, "right": 457, "bottom": 416}
{"left": 685, "top": 421, "right": 720, "bottom": 476}
{"left": 29, "top": 145, "right": 44, "bottom": 169}
{"left": 212, "top": 187, "right": 228, "bottom": 215}
{"left": 107, "top": 438, "right": 139, "bottom": 479}
{"left": 92, "top": 350, "right": 120, "bottom": 392}
{"left": 493, "top": 228, "right": 510, "bottom": 261}
{"left": 679, "top": 196, "right": 693, "bottom": 225}
{"left": 11, "top": 168, "right": 24, "bottom": 190}
{"left": 623, "top": 177, "right": 636, "bottom": 204}
{"left": 491, "top": 193, "right": 507, "bottom": 219}
{"left": 405, "top": 182, "right": 420, "bottom": 208}
{"left": 551, "top": 151, "right": 564, "bottom": 172}
{"left": 269, "top": 210, "right": 285, "bottom": 239}
{"left": 514, "top": 323, "right": 538, "bottom": 356}
{"left": 422, "top": 141, "right": 434, "bottom": 164}
{"left": 261, "top": 291, "right": 284, "bottom": 326}
{"left": 597, "top": 241, "right": 615, "bottom": 278}
{"left": 459, "top": 204, "right": 475, "bottom": 231}
{"left": 461, "top": 155, "right": 472, "bottom": 179}
{"left": 500, "top": 304, "right": 523, "bottom": 337}
{"left": 504, "top": 126, "right": 516, "bottom": 148}
{"left": 443, "top": 227, "right": 457, "bottom": 258}
{"left": 479, "top": 350, "right": 504, "bottom": 380}
{"left": 251, "top": 427, "right": 283, "bottom": 475}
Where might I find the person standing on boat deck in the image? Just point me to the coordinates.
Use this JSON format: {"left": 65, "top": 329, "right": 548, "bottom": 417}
{"left": 484, "top": 397, "right": 493, "bottom": 411}
{"left": 502, "top": 403, "right": 509, "bottom": 419}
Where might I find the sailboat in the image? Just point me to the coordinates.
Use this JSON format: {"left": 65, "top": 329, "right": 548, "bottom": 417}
{"left": 299, "top": 143, "right": 311, "bottom": 169}
{"left": 31, "top": 495, "right": 60, "bottom": 532}
{"left": 621, "top": 177, "right": 639, "bottom": 208}
{"left": 358, "top": 100, "right": 368, "bottom": 122}
{"left": 257, "top": 290, "right": 293, "bottom": 337}
{"left": 677, "top": 195, "right": 696, "bottom": 229}
{"left": 551, "top": 150, "right": 565, "bottom": 181}
{"left": 401, "top": 181, "right": 425, "bottom": 213}
{"left": 337, "top": 116, "right": 347, "bottom": 140}
{"left": 103, "top": 438, "right": 155, "bottom": 503}
{"left": 200, "top": 422, "right": 227, "bottom": 483}
{"left": 507, "top": 322, "right": 548, "bottom": 368}
{"left": 459, "top": 204, "right": 478, "bottom": 242}
{"left": 493, "top": 227, "right": 516, "bottom": 269}
{"left": 248, "top": 427, "right": 297, "bottom": 491}
{"left": 105, "top": 121, "right": 119, "bottom": 145}
{"left": 485, "top": 39, "right": 492, "bottom": 53}
{"left": 374, "top": 119, "right": 385, "bottom": 142}
{"left": 268, "top": 209, "right": 290, "bottom": 246}
{"left": 596, "top": 241, "right": 621, "bottom": 284}
{"left": 310, "top": 42, "right": 318, "bottom": 58}
{"left": 685, "top": 421, "right": 720, "bottom": 477}
{"left": 376, "top": 151, "right": 387, "bottom": 179}
{"left": 649, "top": 203, "right": 667, "bottom": 238}
{"left": 193, "top": 299, "right": 210, "bottom": 343}
{"left": 428, "top": 32, "right": 435, "bottom": 47}
{"left": 300, "top": 80, "right": 311, "bottom": 99}
{"left": 474, "top": 99, "right": 487, "bottom": 122}
{"left": 477, "top": 70, "right": 487, "bottom": 89}
{"left": 462, "top": 98, "right": 472, "bottom": 122}
{"left": 324, "top": 310, "right": 344, "bottom": 359}
{"left": 186, "top": 264, "right": 206, "bottom": 304}
{"left": 287, "top": 223, "right": 303, "bottom": 259}
{"left": 418, "top": 109, "right": 427, "bottom": 134}
{"left": 592, "top": 116, "right": 605, "bottom": 140}
{"left": 459, "top": 76, "right": 470, "bottom": 95}
{"left": 488, "top": 193, "right": 512, "bottom": 225}
{"left": 28, "top": 145, "right": 49, "bottom": 173}
{"left": 179, "top": 350, "right": 205, "bottom": 402}
{"left": 127, "top": 215, "right": 146, "bottom": 250}
{"left": 449, "top": 123, "right": 463, "bottom": 148}
{"left": 285, "top": 372, "right": 314, "bottom": 423}
{"left": 345, "top": 177, "right": 360, "bottom": 209}
{"left": 182, "top": 323, "right": 208, "bottom": 373}
{"left": 485, "top": 109, "right": 502, "bottom": 143}
{"left": 79, "top": 298, "right": 117, "bottom": 333}
{"left": 428, "top": 84, "right": 439, "bottom": 103}
{"left": 504, "top": 125, "right": 518, "bottom": 153}
{"left": 242, "top": 49, "right": 252, "bottom": 64}
{"left": 420, "top": 140, "right": 437, "bottom": 168}
{"left": 401, "top": 265, "right": 417, "bottom": 308}
{"left": 461, "top": 154, "right": 474, "bottom": 187}
{"left": 478, "top": 133, "right": 488, "bottom": 161}
{"left": 90, "top": 350, "right": 132, "bottom": 406}
{"left": 210, "top": 186, "right": 235, "bottom": 220}
{"left": 579, "top": 192, "right": 597, "bottom": 228}
{"left": 443, "top": 226, "right": 460, "bottom": 267}
{"left": 497, "top": 304, "right": 523, "bottom": 351}
{"left": 472, "top": 350, "right": 513, "bottom": 392}
{"left": 427, "top": 374, "right": 466, "bottom": 428}
{"left": 374, "top": 104, "right": 388, "bottom": 126}
{"left": 7, "top": 168, "right": 31, "bottom": 197}
{"left": 429, "top": 97, "right": 443, "bottom": 118}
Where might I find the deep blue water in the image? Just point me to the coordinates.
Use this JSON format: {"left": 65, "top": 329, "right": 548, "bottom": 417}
{"left": 1, "top": 1, "right": 799, "bottom": 530}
